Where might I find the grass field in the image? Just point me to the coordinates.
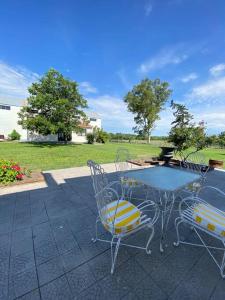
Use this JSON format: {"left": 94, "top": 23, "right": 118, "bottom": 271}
{"left": 0, "top": 142, "right": 161, "bottom": 171}
{"left": 0, "top": 142, "right": 224, "bottom": 171}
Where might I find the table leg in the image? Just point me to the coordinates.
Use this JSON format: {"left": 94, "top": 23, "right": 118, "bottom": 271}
{"left": 159, "top": 193, "right": 175, "bottom": 252}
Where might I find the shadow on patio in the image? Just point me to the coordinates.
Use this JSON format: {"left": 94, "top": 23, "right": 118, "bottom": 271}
{"left": 0, "top": 169, "right": 225, "bottom": 299}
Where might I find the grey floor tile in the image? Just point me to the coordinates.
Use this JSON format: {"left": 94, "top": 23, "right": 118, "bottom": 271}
{"left": 35, "top": 241, "right": 59, "bottom": 265}
{"left": 0, "top": 243, "right": 11, "bottom": 264}
{"left": 75, "top": 283, "right": 104, "bottom": 300}
{"left": 98, "top": 273, "right": 130, "bottom": 300}
{"left": 114, "top": 258, "right": 147, "bottom": 288}
{"left": 9, "top": 267, "right": 38, "bottom": 299}
{"left": 170, "top": 253, "right": 220, "bottom": 300}
{"left": 40, "top": 275, "right": 73, "bottom": 300}
{"left": 88, "top": 251, "right": 112, "bottom": 280}
{"left": 17, "top": 289, "right": 41, "bottom": 300}
{"left": 54, "top": 235, "right": 78, "bottom": 254}
{"left": 10, "top": 250, "right": 35, "bottom": 274}
{"left": 66, "top": 264, "right": 96, "bottom": 296}
{"left": 37, "top": 256, "right": 65, "bottom": 286}
{"left": 133, "top": 275, "right": 167, "bottom": 300}
{"left": 210, "top": 278, "right": 225, "bottom": 300}
{"left": 12, "top": 228, "right": 32, "bottom": 242}
{"left": 121, "top": 292, "right": 140, "bottom": 300}
{"left": 61, "top": 245, "right": 86, "bottom": 272}
{"left": 0, "top": 280, "right": 8, "bottom": 300}
{"left": 11, "top": 237, "right": 33, "bottom": 256}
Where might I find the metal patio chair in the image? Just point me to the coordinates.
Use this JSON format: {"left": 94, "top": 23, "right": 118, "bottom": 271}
{"left": 115, "top": 148, "right": 144, "bottom": 197}
{"left": 174, "top": 186, "right": 225, "bottom": 278}
{"left": 87, "top": 160, "right": 159, "bottom": 274}
{"left": 180, "top": 152, "right": 209, "bottom": 195}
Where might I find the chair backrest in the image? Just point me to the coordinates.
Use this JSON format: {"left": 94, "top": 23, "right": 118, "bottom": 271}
{"left": 181, "top": 152, "right": 208, "bottom": 177}
{"left": 115, "top": 148, "right": 131, "bottom": 175}
{"left": 87, "top": 160, "right": 119, "bottom": 228}
{"left": 87, "top": 160, "right": 109, "bottom": 195}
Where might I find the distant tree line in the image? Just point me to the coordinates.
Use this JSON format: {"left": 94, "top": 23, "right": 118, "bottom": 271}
{"left": 205, "top": 132, "right": 225, "bottom": 148}
{"left": 108, "top": 133, "right": 168, "bottom": 142}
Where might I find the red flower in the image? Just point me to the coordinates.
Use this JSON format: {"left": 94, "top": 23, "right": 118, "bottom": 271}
{"left": 2, "top": 165, "right": 7, "bottom": 169}
{"left": 16, "top": 174, "right": 23, "bottom": 180}
{"left": 12, "top": 165, "right": 21, "bottom": 171}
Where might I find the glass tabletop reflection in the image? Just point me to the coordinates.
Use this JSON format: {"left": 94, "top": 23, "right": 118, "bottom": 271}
{"left": 124, "top": 166, "right": 201, "bottom": 192}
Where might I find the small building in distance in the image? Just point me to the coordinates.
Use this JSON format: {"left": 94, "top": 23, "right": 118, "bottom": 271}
{"left": 0, "top": 103, "right": 101, "bottom": 143}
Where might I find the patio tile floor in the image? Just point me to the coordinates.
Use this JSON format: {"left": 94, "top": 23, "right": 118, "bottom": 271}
{"left": 0, "top": 168, "right": 225, "bottom": 299}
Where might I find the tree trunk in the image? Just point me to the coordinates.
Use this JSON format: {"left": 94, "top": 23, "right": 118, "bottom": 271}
{"left": 147, "top": 132, "right": 151, "bottom": 144}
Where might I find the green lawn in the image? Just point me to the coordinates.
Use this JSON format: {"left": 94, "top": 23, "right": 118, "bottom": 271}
{"left": 0, "top": 142, "right": 224, "bottom": 171}
{"left": 0, "top": 142, "right": 161, "bottom": 171}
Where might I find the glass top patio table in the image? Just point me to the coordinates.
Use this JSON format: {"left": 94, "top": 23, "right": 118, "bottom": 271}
{"left": 124, "top": 166, "right": 201, "bottom": 252}
{"left": 124, "top": 166, "right": 201, "bottom": 192}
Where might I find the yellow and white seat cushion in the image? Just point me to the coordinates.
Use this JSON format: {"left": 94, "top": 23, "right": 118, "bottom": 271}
{"left": 192, "top": 203, "right": 225, "bottom": 238}
{"left": 120, "top": 176, "right": 141, "bottom": 188}
{"left": 101, "top": 200, "right": 141, "bottom": 235}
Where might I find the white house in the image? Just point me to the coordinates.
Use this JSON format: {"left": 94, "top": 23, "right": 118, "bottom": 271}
{"left": 0, "top": 103, "right": 101, "bottom": 143}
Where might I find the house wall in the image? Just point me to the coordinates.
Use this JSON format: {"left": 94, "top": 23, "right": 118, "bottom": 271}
{"left": 71, "top": 119, "right": 101, "bottom": 143}
{"left": 27, "top": 132, "right": 58, "bottom": 142}
{"left": 0, "top": 103, "right": 102, "bottom": 143}
{"left": 0, "top": 104, "right": 27, "bottom": 140}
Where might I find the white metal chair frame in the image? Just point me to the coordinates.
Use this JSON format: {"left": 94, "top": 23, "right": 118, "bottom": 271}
{"left": 174, "top": 186, "right": 225, "bottom": 278}
{"left": 180, "top": 152, "right": 209, "bottom": 195}
{"left": 115, "top": 147, "right": 146, "bottom": 198}
{"left": 87, "top": 160, "right": 159, "bottom": 274}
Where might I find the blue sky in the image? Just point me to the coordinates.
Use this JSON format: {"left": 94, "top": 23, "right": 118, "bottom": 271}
{"left": 1, "top": 0, "right": 225, "bottom": 135}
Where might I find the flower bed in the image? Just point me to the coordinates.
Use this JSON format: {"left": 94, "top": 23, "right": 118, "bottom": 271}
{"left": 0, "top": 159, "right": 31, "bottom": 185}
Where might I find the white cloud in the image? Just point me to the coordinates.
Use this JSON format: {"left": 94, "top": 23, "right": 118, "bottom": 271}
{"left": 192, "top": 105, "right": 225, "bottom": 133}
{"left": 187, "top": 76, "right": 225, "bottom": 104}
{"left": 0, "top": 61, "right": 39, "bottom": 105}
{"left": 145, "top": 1, "right": 153, "bottom": 16}
{"left": 138, "top": 46, "right": 188, "bottom": 74}
{"left": 181, "top": 72, "right": 198, "bottom": 83}
{"left": 87, "top": 94, "right": 134, "bottom": 132}
{"left": 209, "top": 63, "right": 225, "bottom": 77}
{"left": 79, "top": 81, "right": 98, "bottom": 94}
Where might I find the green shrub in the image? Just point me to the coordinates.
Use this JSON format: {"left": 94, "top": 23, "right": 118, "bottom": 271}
{"left": 95, "top": 129, "right": 109, "bottom": 144}
{"left": 87, "top": 133, "right": 95, "bottom": 144}
{"left": 0, "top": 160, "right": 31, "bottom": 185}
{"left": 8, "top": 129, "right": 21, "bottom": 140}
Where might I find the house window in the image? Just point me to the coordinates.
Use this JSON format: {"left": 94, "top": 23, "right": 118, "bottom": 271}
{"left": 0, "top": 105, "right": 10, "bottom": 110}
{"left": 90, "top": 118, "right": 97, "bottom": 122}
{"left": 77, "top": 129, "right": 86, "bottom": 136}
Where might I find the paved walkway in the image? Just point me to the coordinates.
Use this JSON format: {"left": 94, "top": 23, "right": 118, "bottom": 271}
{"left": 0, "top": 163, "right": 143, "bottom": 195}
{"left": 0, "top": 166, "right": 225, "bottom": 299}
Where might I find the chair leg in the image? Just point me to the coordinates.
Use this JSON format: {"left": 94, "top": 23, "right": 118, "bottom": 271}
{"left": 111, "top": 236, "right": 121, "bottom": 274}
{"left": 221, "top": 243, "right": 225, "bottom": 279}
{"left": 173, "top": 217, "right": 184, "bottom": 247}
{"left": 146, "top": 225, "right": 154, "bottom": 254}
{"left": 92, "top": 217, "right": 100, "bottom": 243}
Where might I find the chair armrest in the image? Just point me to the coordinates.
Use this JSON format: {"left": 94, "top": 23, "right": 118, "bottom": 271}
{"left": 197, "top": 185, "right": 225, "bottom": 197}
{"left": 178, "top": 196, "right": 207, "bottom": 216}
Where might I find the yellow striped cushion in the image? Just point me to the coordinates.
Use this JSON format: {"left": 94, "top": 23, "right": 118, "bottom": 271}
{"left": 101, "top": 200, "right": 141, "bottom": 234}
{"left": 193, "top": 203, "right": 225, "bottom": 237}
{"left": 121, "top": 177, "right": 140, "bottom": 187}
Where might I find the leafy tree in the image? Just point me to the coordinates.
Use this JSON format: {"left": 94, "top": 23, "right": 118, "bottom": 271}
{"left": 8, "top": 129, "right": 21, "bottom": 141}
{"left": 205, "top": 135, "right": 218, "bottom": 147}
{"left": 218, "top": 131, "right": 225, "bottom": 148}
{"left": 124, "top": 78, "right": 172, "bottom": 143}
{"left": 18, "top": 68, "right": 88, "bottom": 141}
{"left": 95, "top": 127, "right": 109, "bottom": 143}
{"left": 168, "top": 101, "right": 206, "bottom": 160}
